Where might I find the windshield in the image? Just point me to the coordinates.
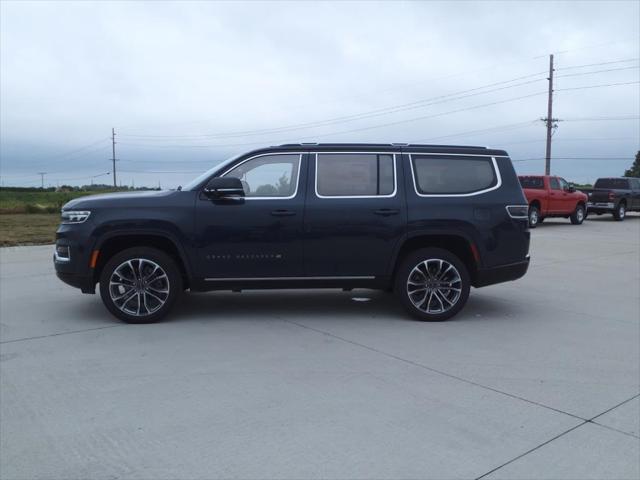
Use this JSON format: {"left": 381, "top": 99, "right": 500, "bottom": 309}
{"left": 594, "top": 178, "right": 629, "bottom": 189}
{"left": 182, "top": 153, "right": 244, "bottom": 191}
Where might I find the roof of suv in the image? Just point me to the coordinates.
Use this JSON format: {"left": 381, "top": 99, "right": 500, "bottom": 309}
{"left": 267, "top": 143, "right": 509, "bottom": 157}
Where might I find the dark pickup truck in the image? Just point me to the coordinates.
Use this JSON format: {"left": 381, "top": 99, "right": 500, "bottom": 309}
{"left": 585, "top": 177, "right": 640, "bottom": 220}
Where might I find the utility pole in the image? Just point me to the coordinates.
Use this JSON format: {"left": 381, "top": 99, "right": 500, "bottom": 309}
{"left": 111, "top": 127, "right": 117, "bottom": 187}
{"left": 37, "top": 172, "right": 46, "bottom": 188}
{"left": 543, "top": 54, "right": 556, "bottom": 175}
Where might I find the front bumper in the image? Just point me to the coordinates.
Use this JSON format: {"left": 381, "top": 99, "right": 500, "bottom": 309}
{"left": 474, "top": 256, "right": 530, "bottom": 288}
{"left": 53, "top": 227, "right": 96, "bottom": 294}
{"left": 55, "top": 270, "right": 95, "bottom": 293}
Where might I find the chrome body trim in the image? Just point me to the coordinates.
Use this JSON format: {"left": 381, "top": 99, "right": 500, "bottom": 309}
{"left": 313, "top": 152, "right": 398, "bottom": 199}
{"left": 407, "top": 153, "right": 503, "bottom": 198}
{"left": 204, "top": 275, "right": 375, "bottom": 281}
{"left": 220, "top": 152, "right": 303, "bottom": 200}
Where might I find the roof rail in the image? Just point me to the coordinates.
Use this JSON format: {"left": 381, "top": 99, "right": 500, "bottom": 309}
{"left": 277, "top": 142, "right": 488, "bottom": 149}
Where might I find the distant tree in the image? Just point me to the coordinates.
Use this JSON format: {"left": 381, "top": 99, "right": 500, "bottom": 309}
{"left": 624, "top": 150, "right": 640, "bottom": 177}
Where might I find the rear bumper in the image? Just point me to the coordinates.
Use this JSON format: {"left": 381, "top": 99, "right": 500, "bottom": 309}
{"left": 474, "top": 257, "right": 529, "bottom": 288}
{"left": 587, "top": 202, "right": 614, "bottom": 212}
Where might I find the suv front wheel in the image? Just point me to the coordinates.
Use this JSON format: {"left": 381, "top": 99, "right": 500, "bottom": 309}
{"left": 395, "top": 248, "right": 471, "bottom": 321}
{"left": 99, "top": 247, "right": 182, "bottom": 323}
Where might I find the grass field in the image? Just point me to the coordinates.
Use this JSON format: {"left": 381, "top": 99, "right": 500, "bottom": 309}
{"left": 0, "top": 214, "right": 59, "bottom": 246}
{"left": 0, "top": 190, "right": 99, "bottom": 213}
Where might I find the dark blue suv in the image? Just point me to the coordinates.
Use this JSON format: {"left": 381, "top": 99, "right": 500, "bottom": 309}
{"left": 54, "top": 143, "right": 530, "bottom": 323}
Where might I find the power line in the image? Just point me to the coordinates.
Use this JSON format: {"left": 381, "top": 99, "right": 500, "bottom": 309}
{"left": 563, "top": 115, "right": 640, "bottom": 121}
{"left": 556, "top": 58, "right": 639, "bottom": 71}
{"left": 119, "top": 72, "right": 548, "bottom": 140}
{"left": 556, "top": 81, "right": 640, "bottom": 92}
{"left": 555, "top": 65, "right": 639, "bottom": 78}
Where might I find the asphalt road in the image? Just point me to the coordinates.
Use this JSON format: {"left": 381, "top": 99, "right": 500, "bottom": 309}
{"left": 1, "top": 215, "right": 639, "bottom": 479}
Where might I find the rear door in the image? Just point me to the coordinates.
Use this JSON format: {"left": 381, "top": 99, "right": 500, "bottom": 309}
{"left": 548, "top": 177, "right": 564, "bottom": 213}
{"left": 303, "top": 151, "right": 405, "bottom": 277}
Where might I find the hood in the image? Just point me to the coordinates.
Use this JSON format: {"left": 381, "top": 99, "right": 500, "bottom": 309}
{"left": 62, "top": 190, "right": 176, "bottom": 210}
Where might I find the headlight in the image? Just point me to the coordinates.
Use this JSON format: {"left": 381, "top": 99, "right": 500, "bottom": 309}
{"left": 61, "top": 210, "right": 91, "bottom": 224}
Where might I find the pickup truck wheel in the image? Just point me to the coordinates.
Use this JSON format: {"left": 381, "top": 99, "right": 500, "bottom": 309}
{"left": 570, "top": 204, "right": 586, "bottom": 225}
{"left": 99, "top": 247, "right": 182, "bottom": 323}
{"left": 395, "top": 248, "right": 470, "bottom": 321}
{"left": 613, "top": 203, "right": 626, "bottom": 221}
{"left": 528, "top": 205, "right": 540, "bottom": 228}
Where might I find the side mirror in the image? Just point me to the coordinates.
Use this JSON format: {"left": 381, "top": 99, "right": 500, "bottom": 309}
{"left": 203, "top": 177, "right": 245, "bottom": 199}
{"left": 567, "top": 185, "right": 576, "bottom": 193}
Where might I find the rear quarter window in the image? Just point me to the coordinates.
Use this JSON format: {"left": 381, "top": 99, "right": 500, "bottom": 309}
{"left": 594, "top": 178, "right": 630, "bottom": 189}
{"left": 411, "top": 155, "right": 498, "bottom": 195}
{"left": 519, "top": 177, "right": 544, "bottom": 189}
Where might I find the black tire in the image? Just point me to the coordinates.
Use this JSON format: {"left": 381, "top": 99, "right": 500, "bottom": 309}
{"left": 528, "top": 205, "right": 540, "bottom": 228}
{"left": 613, "top": 203, "right": 626, "bottom": 221}
{"left": 570, "top": 204, "right": 586, "bottom": 225}
{"left": 394, "top": 247, "right": 471, "bottom": 321}
{"left": 99, "top": 247, "right": 182, "bottom": 323}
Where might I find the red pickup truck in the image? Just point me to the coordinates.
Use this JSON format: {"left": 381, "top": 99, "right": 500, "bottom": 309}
{"left": 518, "top": 175, "right": 588, "bottom": 228}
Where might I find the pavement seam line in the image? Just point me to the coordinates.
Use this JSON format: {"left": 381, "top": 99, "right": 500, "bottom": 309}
{"left": 474, "top": 422, "right": 587, "bottom": 479}
{"left": 0, "top": 324, "right": 124, "bottom": 344}
{"left": 282, "top": 318, "right": 586, "bottom": 422}
{"left": 475, "top": 392, "right": 640, "bottom": 479}
{"left": 589, "top": 420, "right": 640, "bottom": 439}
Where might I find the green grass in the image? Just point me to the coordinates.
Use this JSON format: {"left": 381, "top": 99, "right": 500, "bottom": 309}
{"left": 0, "top": 214, "right": 59, "bottom": 246}
{"left": 0, "top": 190, "right": 98, "bottom": 213}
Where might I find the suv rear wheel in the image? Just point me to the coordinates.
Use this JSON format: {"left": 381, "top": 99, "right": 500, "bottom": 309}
{"left": 395, "top": 248, "right": 471, "bottom": 321}
{"left": 570, "top": 204, "right": 586, "bottom": 225}
{"left": 99, "top": 247, "right": 182, "bottom": 323}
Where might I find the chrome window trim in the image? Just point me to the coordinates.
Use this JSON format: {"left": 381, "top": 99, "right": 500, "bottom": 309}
{"left": 204, "top": 275, "right": 375, "bottom": 281}
{"left": 407, "top": 153, "right": 503, "bottom": 198}
{"left": 314, "top": 152, "right": 398, "bottom": 199}
{"left": 219, "top": 152, "right": 303, "bottom": 201}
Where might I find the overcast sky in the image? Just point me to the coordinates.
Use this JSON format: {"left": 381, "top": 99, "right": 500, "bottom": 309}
{"left": 1, "top": 0, "right": 638, "bottom": 188}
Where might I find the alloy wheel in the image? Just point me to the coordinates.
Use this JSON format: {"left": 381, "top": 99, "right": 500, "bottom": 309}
{"left": 406, "top": 259, "right": 462, "bottom": 314}
{"left": 109, "top": 258, "right": 170, "bottom": 316}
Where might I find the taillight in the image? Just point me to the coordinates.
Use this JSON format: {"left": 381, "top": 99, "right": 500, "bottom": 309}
{"left": 608, "top": 192, "right": 615, "bottom": 201}
{"left": 506, "top": 205, "right": 529, "bottom": 219}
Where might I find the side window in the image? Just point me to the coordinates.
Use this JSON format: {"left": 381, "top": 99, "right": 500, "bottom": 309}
{"left": 558, "top": 178, "right": 570, "bottom": 190}
{"left": 316, "top": 153, "right": 395, "bottom": 197}
{"left": 630, "top": 178, "right": 640, "bottom": 190}
{"left": 549, "top": 177, "right": 561, "bottom": 190}
{"left": 411, "top": 155, "right": 497, "bottom": 195}
{"left": 223, "top": 154, "right": 300, "bottom": 198}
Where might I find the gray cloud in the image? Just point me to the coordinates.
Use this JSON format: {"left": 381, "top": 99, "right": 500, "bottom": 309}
{"left": 1, "top": 0, "right": 638, "bottom": 187}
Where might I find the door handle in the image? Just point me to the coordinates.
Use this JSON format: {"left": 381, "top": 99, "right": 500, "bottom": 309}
{"left": 270, "top": 209, "right": 296, "bottom": 217}
{"left": 373, "top": 208, "right": 400, "bottom": 216}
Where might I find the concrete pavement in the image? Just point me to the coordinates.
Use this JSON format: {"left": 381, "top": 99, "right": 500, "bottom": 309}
{"left": 1, "top": 215, "right": 638, "bottom": 479}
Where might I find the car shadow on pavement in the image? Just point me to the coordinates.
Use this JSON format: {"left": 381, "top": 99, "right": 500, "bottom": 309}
{"left": 166, "top": 288, "right": 516, "bottom": 325}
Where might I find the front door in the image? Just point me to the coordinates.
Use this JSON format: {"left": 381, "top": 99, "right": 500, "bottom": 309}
{"left": 303, "top": 151, "right": 405, "bottom": 277}
{"left": 194, "top": 153, "right": 307, "bottom": 279}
